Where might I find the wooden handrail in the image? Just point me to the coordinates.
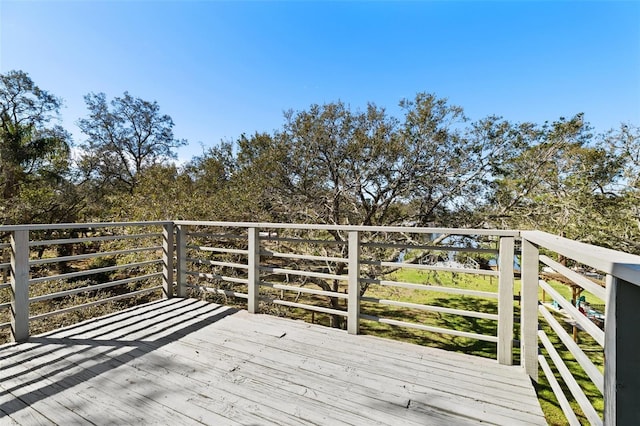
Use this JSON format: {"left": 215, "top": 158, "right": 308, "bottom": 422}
{"left": 521, "top": 230, "right": 640, "bottom": 287}
{"left": 6, "top": 220, "right": 640, "bottom": 425}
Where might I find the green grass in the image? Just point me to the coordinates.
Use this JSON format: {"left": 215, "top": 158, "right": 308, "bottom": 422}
{"left": 359, "top": 269, "right": 501, "bottom": 358}
{"left": 364, "top": 269, "right": 604, "bottom": 426}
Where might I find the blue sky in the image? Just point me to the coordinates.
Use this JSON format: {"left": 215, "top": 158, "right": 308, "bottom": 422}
{"left": 1, "top": 1, "right": 639, "bottom": 162}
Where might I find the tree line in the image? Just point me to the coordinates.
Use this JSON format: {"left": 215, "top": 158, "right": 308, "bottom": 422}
{"left": 1, "top": 70, "right": 639, "bottom": 253}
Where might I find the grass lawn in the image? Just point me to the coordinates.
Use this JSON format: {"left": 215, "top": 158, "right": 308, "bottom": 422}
{"left": 359, "top": 269, "right": 501, "bottom": 359}
{"left": 357, "top": 268, "right": 603, "bottom": 426}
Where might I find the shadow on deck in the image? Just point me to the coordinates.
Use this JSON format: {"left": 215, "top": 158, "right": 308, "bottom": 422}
{"left": 0, "top": 298, "right": 545, "bottom": 425}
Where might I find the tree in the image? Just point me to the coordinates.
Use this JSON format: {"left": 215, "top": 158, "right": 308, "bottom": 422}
{"left": 256, "top": 93, "right": 520, "bottom": 230}
{"left": 78, "top": 92, "right": 186, "bottom": 194}
{"left": 0, "top": 70, "right": 74, "bottom": 224}
{"left": 599, "top": 124, "right": 640, "bottom": 253}
{"left": 487, "top": 115, "right": 634, "bottom": 250}
{"left": 398, "top": 95, "right": 521, "bottom": 226}
{"left": 179, "top": 141, "right": 245, "bottom": 221}
{"left": 278, "top": 101, "right": 403, "bottom": 226}
{"left": 225, "top": 95, "right": 522, "bottom": 327}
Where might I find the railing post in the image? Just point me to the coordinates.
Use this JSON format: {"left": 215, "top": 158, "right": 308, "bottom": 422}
{"left": 347, "top": 231, "right": 361, "bottom": 335}
{"left": 162, "top": 223, "right": 174, "bottom": 299}
{"left": 10, "top": 229, "right": 29, "bottom": 342}
{"left": 247, "top": 227, "right": 260, "bottom": 314}
{"left": 497, "top": 236, "right": 514, "bottom": 365}
{"left": 604, "top": 270, "right": 640, "bottom": 425}
{"left": 520, "top": 237, "right": 539, "bottom": 381}
{"left": 175, "top": 224, "right": 187, "bottom": 298}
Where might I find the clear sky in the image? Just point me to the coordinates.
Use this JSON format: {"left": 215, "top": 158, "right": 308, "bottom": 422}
{"left": 1, "top": 1, "right": 639, "bottom": 163}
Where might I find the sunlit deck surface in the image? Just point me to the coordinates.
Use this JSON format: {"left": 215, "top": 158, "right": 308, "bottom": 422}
{"left": 1, "top": 298, "right": 545, "bottom": 425}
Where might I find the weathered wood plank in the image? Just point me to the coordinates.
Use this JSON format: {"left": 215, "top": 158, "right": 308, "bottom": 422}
{"left": 127, "top": 343, "right": 417, "bottom": 426}
{"left": 0, "top": 385, "right": 56, "bottom": 425}
{"left": 211, "top": 317, "right": 531, "bottom": 395}
{"left": 0, "top": 346, "right": 206, "bottom": 425}
{"left": 0, "top": 298, "right": 545, "bottom": 425}
{"left": 236, "top": 311, "right": 533, "bottom": 383}
{"left": 117, "top": 304, "right": 544, "bottom": 422}
{"left": 207, "top": 319, "right": 544, "bottom": 422}
{"left": 127, "top": 335, "right": 441, "bottom": 425}
{"left": 78, "top": 307, "right": 478, "bottom": 426}
{"left": 2, "top": 302, "right": 327, "bottom": 425}
{"left": 2, "top": 339, "right": 294, "bottom": 426}
{"left": 93, "top": 308, "right": 394, "bottom": 424}
{"left": 172, "top": 331, "right": 537, "bottom": 425}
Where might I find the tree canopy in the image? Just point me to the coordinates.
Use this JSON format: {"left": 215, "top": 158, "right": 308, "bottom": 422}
{"left": 1, "top": 69, "right": 639, "bottom": 254}
{"left": 78, "top": 91, "right": 186, "bottom": 194}
{"left": 0, "top": 70, "right": 73, "bottom": 224}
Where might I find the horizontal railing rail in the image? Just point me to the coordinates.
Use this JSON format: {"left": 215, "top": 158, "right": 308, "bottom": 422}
{"left": 0, "top": 222, "right": 173, "bottom": 342}
{"left": 0, "top": 221, "right": 173, "bottom": 231}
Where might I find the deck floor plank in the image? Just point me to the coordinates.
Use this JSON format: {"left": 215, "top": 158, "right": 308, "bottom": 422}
{"left": 0, "top": 341, "right": 210, "bottom": 425}
{"left": 195, "top": 320, "right": 544, "bottom": 424}
{"left": 208, "top": 314, "right": 542, "bottom": 409}
{"left": 1, "top": 298, "right": 546, "bottom": 425}
{"left": 143, "top": 336, "right": 452, "bottom": 426}
{"left": 238, "top": 311, "right": 527, "bottom": 380}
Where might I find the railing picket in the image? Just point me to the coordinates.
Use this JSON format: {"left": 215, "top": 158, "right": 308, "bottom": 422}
{"left": 347, "top": 230, "right": 360, "bottom": 335}
{"left": 498, "top": 236, "right": 514, "bottom": 365}
{"left": 10, "top": 229, "right": 30, "bottom": 342}
{"left": 176, "top": 224, "right": 187, "bottom": 298}
{"left": 247, "top": 227, "right": 260, "bottom": 314}
{"left": 162, "top": 223, "right": 174, "bottom": 298}
{"left": 520, "top": 237, "right": 539, "bottom": 381}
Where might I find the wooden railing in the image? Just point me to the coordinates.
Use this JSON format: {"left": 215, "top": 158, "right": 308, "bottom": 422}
{"left": 1, "top": 221, "right": 639, "bottom": 425}
{"left": 175, "top": 221, "right": 519, "bottom": 364}
{"left": 0, "top": 222, "right": 173, "bottom": 341}
{"left": 520, "top": 231, "right": 640, "bottom": 426}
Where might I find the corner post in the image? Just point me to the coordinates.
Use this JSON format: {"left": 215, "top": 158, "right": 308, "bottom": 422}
{"left": 175, "top": 224, "right": 187, "bottom": 298}
{"left": 10, "top": 229, "right": 29, "bottom": 342}
{"left": 520, "top": 237, "right": 539, "bottom": 381}
{"left": 604, "top": 271, "right": 640, "bottom": 425}
{"left": 497, "top": 236, "right": 514, "bottom": 365}
{"left": 247, "top": 227, "right": 260, "bottom": 314}
{"left": 347, "top": 231, "right": 360, "bottom": 335}
{"left": 162, "top": 223, "right": 174, "bottom": 298}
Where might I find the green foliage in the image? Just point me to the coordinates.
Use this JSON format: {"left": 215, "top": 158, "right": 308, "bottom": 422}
{"left": 227, "top": 94, "right": 522, "bottom": 228}
{"left": 2, "top": 67, "right": 640, "bottom": 255}
{"left": 0, "top": 70, "right": 76, "bottom": 224}
{"left": 77, "top": 91, "right": 186, "bottom": 195}
{"left": 487, "top": 115, "right": 640, "bottom": 253}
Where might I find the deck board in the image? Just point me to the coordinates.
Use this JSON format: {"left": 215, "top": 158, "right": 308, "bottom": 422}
{"left": 1, "top": 298, "right": 546, "bottom": 425}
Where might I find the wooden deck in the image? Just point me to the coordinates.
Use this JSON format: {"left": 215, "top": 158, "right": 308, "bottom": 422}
{"left": 0, "top": 298, "right": 546, "bottom": 425}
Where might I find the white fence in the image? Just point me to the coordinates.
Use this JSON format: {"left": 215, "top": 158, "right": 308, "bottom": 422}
{"left": 2, "top": 221, "right": 639, "bottom": 425}
{"left": 0, "top": 222, "right": 173, "bottom": 340}
{"left": 520, "top": 231, "right": 640, "bottom": 425}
